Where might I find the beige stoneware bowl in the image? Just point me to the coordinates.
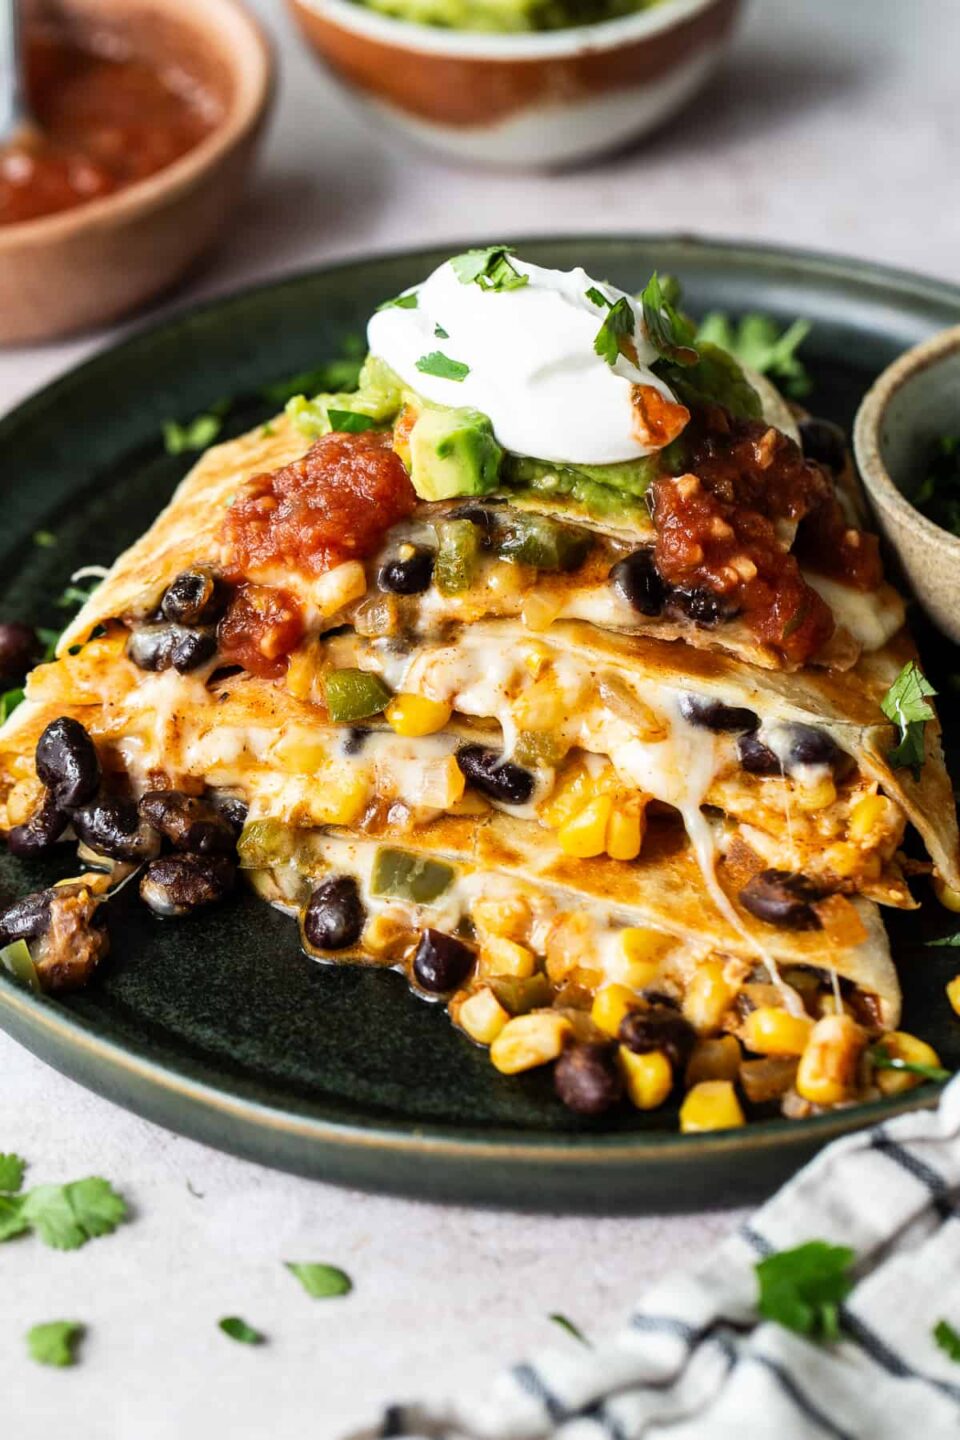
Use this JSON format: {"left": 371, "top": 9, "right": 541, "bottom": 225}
{"left": 854, "top": 326, "right": 960, "bottom": 645}
{"left": 0, "top": 0, "right": 274, "bottom": 346}
{"left": 287, "top": 0, "right": 741, "bottom": 169}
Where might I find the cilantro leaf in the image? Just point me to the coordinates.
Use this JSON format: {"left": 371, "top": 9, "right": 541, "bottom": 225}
{"left": 0, "top": 1195, "right": 28, "bottom": 1241}
{"left": 163, "top": 412, "right": 224, "bottom": 456}
{"left": 593, "top": 296, "right": 636, "bottom": 367}
{"left": 880, "top": 660, "right": 937, "bottom": 779}
{"left": 549, "top": 1313, "right": 590, "bottom": 1346}
{"left": 450, "top": 246, "right": 527, "bottom": 293}
{"left": 756, "top": 1240, "right": 855, "bottom": 1342}
{"left": 640, "top": 272, "right": 698, "bottom": 367}
{"left": 910, "top": 435, "right": 960, "bottom": 538}
{"left": 434, "top": 324, "right": 449, "bottom": 339}
{"left": 585, "top": 285, "right": 609, "bottom": 308}
{"left": 33, "top": 529, "right": 57, "bottom": 548}
{"left": 0, "top": 687, "right": 24, "bottom": 721}
{"left": 696, "top": 312, "right": 811, "bottom": 398}
{"left": 0, "top": 1153, "right": 26, "bottom": 1192}
{"left": 261, "top": 347, "right": 365, "bottom": 406}
{"left": 285, "top": 1262, "right": 352, "bottom": 1299}
{"left": 375, "top": 290, "right": 419, "bottom": 312}
{"left": 37, "top": 627, "right": 60, "bottom": 661}
{"left": 415, "top": 352, "right": 470, "bottom": 383}
{"left": 17, "top": 1177, "right": 126, "bottom": 1251}
{"left": 27, "top": 1320, "right": 84, "bottom": 1367}
{"left": 928, "top": 932, "right": 960, "bottom": 947}
{"left": 326, "top": 409, "right": 379, "bottom": 434}
{"left": 870, "top": 1043, "right": 949, "bottom": 1084}
{"left": 934, "top": 1319, "right": 960, "bottom": 1363}
{"left": 219, "top": 1316, "right": 266, "bottom": 1345}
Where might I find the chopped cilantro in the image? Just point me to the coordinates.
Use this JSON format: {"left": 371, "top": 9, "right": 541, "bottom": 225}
{"left": 415, "top": 351, "right": 470, "bottom": 383}
{"left": 450, "top": 246, "right": 527, "bottom": 293}
{"left": 326, "top": 409, "right": 379, "bottom": 434}
{"left": 37, "top": 627, "right": 60, "bottom": 661}
{"left": 696, "top": 312, "right": 811, "bottom": 398}
{"left": 55, "top": 583, "right": 98, "bottom": 610}
{"left": 285, "top": 1261, "right": 352, "bottom": 1299}
{"left": 0, "top": 1174, "right": 126, "bottom": 1250}
{"left": 261, "top": 351, "right": 364, "bottom": 406}
{"left": 934, "top": 1319, "right": 960, "bottom": 1363}
{"left": 163, "top": 411, "right": 224, "bottom": 456}
{"left": 880, "top": 660, "right": 937, "bottom": 779}
{"left": 27, "top": 1320, "right": 84, "bottom": 1368}
{"left": 0, "top": 1153, "right": 26, "bottom": 1191}
{"left": 755, "top": 1240, "right": 855, "bottom": 1342}
{"left": 910, "top": 434, "right": 960, "bottom": 537}
{"left": 593, "top": 296, "right": 636, "bottom": 367}
{"left": 640, "top": 272, "right": 698, "bottom": 367}
{"left": 585, "top": 285, "right": 610, "bottom": 308}
{"left": 219, "top": 1316, "right": 265, "bottom": 1345}
{"left": 33, "top": 529, "right": 56, "bottom": 548}
{"left": 375, "top": 290, "right": 419, "bottom": 312}
{"left": 434, "top": 323, "right": 449, "bottom": 339}
{"left": 869, "top": 1043, "right": 949, "bottom": 1084}
{"left": 0, "top": 687, "right": 24, "bottom": 721}
{"left": 549, "top": 1313, "right": 590, "bottom": 1346}
{"left": 928, "top": 932, "right": 960, "bottom": 947}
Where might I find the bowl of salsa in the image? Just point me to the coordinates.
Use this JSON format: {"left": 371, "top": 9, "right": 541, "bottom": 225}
{"left": 0, "top": 0, "right": 273, "bottom": 344}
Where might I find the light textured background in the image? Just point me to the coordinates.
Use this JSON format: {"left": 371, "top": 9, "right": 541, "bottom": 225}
{"left": 1, "top": 1, "right": 957, "bottom": 1435}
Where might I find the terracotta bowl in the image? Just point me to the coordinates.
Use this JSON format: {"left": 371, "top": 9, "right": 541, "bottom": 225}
{"left": 0, "top": 0, "right": 274, "bottom": 345}
{"left": 854, "top": 326, "right": 960, "bottom": 645}
{"left": 287, "top": 0, "right": 741, "bottom": 169}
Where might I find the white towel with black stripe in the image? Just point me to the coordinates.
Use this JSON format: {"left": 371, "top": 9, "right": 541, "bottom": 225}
{"left": 369, "top": 1078, "right": 960, "bottom": 1440}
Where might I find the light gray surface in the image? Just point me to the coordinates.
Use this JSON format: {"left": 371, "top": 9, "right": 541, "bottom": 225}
{"left": 0, "top": 1, "right": 957, "bottom": 1434}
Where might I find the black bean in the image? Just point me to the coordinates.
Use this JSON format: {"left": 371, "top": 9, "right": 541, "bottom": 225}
{"left": 209, "top": 794, "right": 248, "bottom": 837}
{"left": 73, "top": 798, "right": 161, "bottom": 862}
{"left": 35, "top": 716, "right": 101, "bottom": 809}
{"left": 160, "top": 568, "right": 228, "bottom": 626}
{"left": 378, "top": 548, "right": 435, "bottom": 596}
{"left": 665, "top": 587, "right": 737, "bottom": 628}
{"left": 412, "top": 928, "right": 475, "bottom": 993}
{"left": 7, "top": 793, "right": 69, "bottom": 858}
{"left": 619, "top": 1006, "right": 696, "bottom": 1070}
{"left": 798, "top": 417, "right": 847, "bottom": 473}
{"left": 778, "top": 723, "right": 848, "bottom": 774}
{"left": 737, "top": 732, "right": 782, "bottom": 775}
{"left": 126, "top": 623, "right": 217, "bottom": 674}
{"left": 678, "top": 695, "right": 759, "bottom": 734}
{"left": 456, "top": 745, "right": 535, "bottom": 806}
{"left": 610, "top": 550, "right": 666, "bottom": 616}
{"left": 0, "top": 621, "right": 41, "bottom": 684}
{"left": 341, "top": 727, "right": 370, "bottom": 757}
{"left": 554, "top": 1042, "right": 623, "bottom": 1116}
{"left": 138, "top": 791, "right": 237, "bottom": 854}
{"left": 447, "top": 503, "right": 501, "bottom": 535}
{"left": 140, "top": 853, "right": 235, "bottom": 917}
{"left": 0, "top": 888, "right": 52, "bottom": 945}
{"left": 739, "top": 869, "right": 823, "bottom": 930}
{"left": 302, "top": 875, "right": 365, "bottom": 952}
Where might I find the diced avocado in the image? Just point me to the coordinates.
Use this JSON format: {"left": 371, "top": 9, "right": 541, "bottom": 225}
{"left": 288, "top": 355, "right": 405, "bottom": 438}
{"left": 434, "top": 518, "right": 483, "bottom": 595}
{"left": 370, "top": 847, "right": 456, "bottom": 904}
{"left": 406, "top": 404, "right": 502, "bottom": 501}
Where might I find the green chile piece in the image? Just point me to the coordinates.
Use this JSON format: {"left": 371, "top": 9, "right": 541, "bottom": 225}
{"left": 371, "top": 847, "right": 456, "bottom": 904}
{"left": 496, "top": 512, "right": 593, "bottom": 571}
{"left": 324, "top": 668, "right": 392, "bottom": 723}
{"left": 489, "top": 973, "right": 553, "bottom": 1014}
{"left": 434, "top": 519, "right": 483, "bottom": 595}
{"left": 237, "top": 819, "right": 299, "bottom": 869}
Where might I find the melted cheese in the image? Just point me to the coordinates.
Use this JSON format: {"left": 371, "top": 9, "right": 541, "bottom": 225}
{"left": 804, "top": 573, "right": 904, "bottom": 651}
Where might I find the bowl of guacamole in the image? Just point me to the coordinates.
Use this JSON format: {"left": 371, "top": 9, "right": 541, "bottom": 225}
{"left": 287, "top": 0, "right": 742, "bottom": 168}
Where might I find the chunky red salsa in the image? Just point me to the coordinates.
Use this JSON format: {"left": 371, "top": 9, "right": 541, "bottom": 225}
{"left": 0, "top": 26, "right": 218, "bottom": 226}
{"left": 218, "top": 585, "right": 305, "bottom": 681}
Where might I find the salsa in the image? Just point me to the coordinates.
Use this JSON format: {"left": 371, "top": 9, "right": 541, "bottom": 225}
{"left": 220, "top": 432, "right": 418, "bottom": 580}
{"left": 0, "top": 26, "right": 219, "bottom": 226}
{"left": 218, "top": 585, "right": 304, "bottom": 681}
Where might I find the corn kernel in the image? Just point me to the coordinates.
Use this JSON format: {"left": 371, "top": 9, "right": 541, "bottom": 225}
{"left": 271, "top": 729, "right": 329, "bottom": 774}
{"left": 540, "top": 761, "right": 616, "bottom": 829}
{"left": 935, "top": 878, "right": 960, "bottom": 914}
{"left": 874, "top": 1030, "right": 944, "bottom": 1097}
{"left": 591, "top": 983, "right": 636, "bottom": 1038}
{"left": 606, "top": 800, "right": 644, "bottom": 861}
{"left": 490, "top": 1013, "right": 571, "bottom": 1074}
{"left": 362, "top": 911, "right": 412, "bottom": 961}
{"left": 544, "top": 911, "right": 595, "bottom": 985}
{"left": 486, "top": 560, "right": 527, "bottom": 597}
{"left": 680, "top": 1080, "right": 745, "bottom": 1133}
{"left": 795, "top": 1014, "right": 865, "bottom": 1106}
{"left": 794, "top": 776, "right": 837, "bottom": 812}
{"left": 683, "top": 959, "right": 737, "bottom": 1035}
{"left": 473, "top": 895, "right": 531, "bottom": 944}
{"left": 620, "top": 927, "right": 671, "bottom": 969}
{"left": 315, "top": 770, "right": 369, "bottom": 826}
{"left": 521, "top": 591, "right": 564, "bottom": 632}
{"left": 947, "top": 975, "right": 960, "bottom": 1018}
{"left": 619, "top": 1047, "right": 673, "bottom": 1110}
{"left": 848, "top": 791, "right": 888, "bottom": 843}
{"left": 385, "top": 693, "right": 452, "bottom": 738}
{"left": 685, "top": 1035, "right": 741, "bottom": 1088}
{"left": 742, "top": 1006, "right": 814, "bottom": 1057}
{"left": 458, "top": 988, "right": 510, "bottom": 1045}
{"left": 480, "top": 935, "right": 537, "bottom": 979}
{"left": 558, "top": 795, "right": 614, "bottom": 859}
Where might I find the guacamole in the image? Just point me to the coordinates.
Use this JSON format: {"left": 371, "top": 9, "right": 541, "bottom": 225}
{"left": 354, "top": 0, "right": 669, "bottom": 35}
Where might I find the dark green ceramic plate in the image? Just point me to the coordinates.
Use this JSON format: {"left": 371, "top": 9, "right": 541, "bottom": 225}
{"left": 1, "top": 237, "right": 958, "bottom": 1214}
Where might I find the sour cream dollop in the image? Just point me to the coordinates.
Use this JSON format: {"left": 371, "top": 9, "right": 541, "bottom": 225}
{"left": 366, "top": 256, "right": 682, "bottom": 467}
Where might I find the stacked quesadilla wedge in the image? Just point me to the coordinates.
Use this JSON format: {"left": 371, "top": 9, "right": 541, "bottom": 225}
{"left": 1, "top": 251, "right": 955, "bottom": 1127}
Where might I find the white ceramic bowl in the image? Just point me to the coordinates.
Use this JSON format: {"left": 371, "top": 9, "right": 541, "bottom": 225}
{"left": 287, "top": 0, "right": 741, "bottom": 168}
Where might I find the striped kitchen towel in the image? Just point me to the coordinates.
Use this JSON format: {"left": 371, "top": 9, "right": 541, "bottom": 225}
{"left": 368, "top": 1078, "right": 960, "bottom": 1439}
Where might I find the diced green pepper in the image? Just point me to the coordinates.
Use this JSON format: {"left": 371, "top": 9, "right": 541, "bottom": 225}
{"left": 489, "top": 973, "right": 552, "bottom": 1014}
{"left": 513, "top": 731, "right": 568, "bottom": 768}
{"left": 434, "top": 519, "right": 483, "bottom": 596}
{"left": 0, "top": 938, "right": 40, "bottom": 992}
{"left": 371, "top": 847, "right": 456, "bottom": 904}
{"left": 237, "top": 819, "right": 299, "bottom": 869}
{"left": 324, "top": 668, "right": 392, "bottom": 723}
{"left": 496, "top": 513, "right": 593, "bottom": 572}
